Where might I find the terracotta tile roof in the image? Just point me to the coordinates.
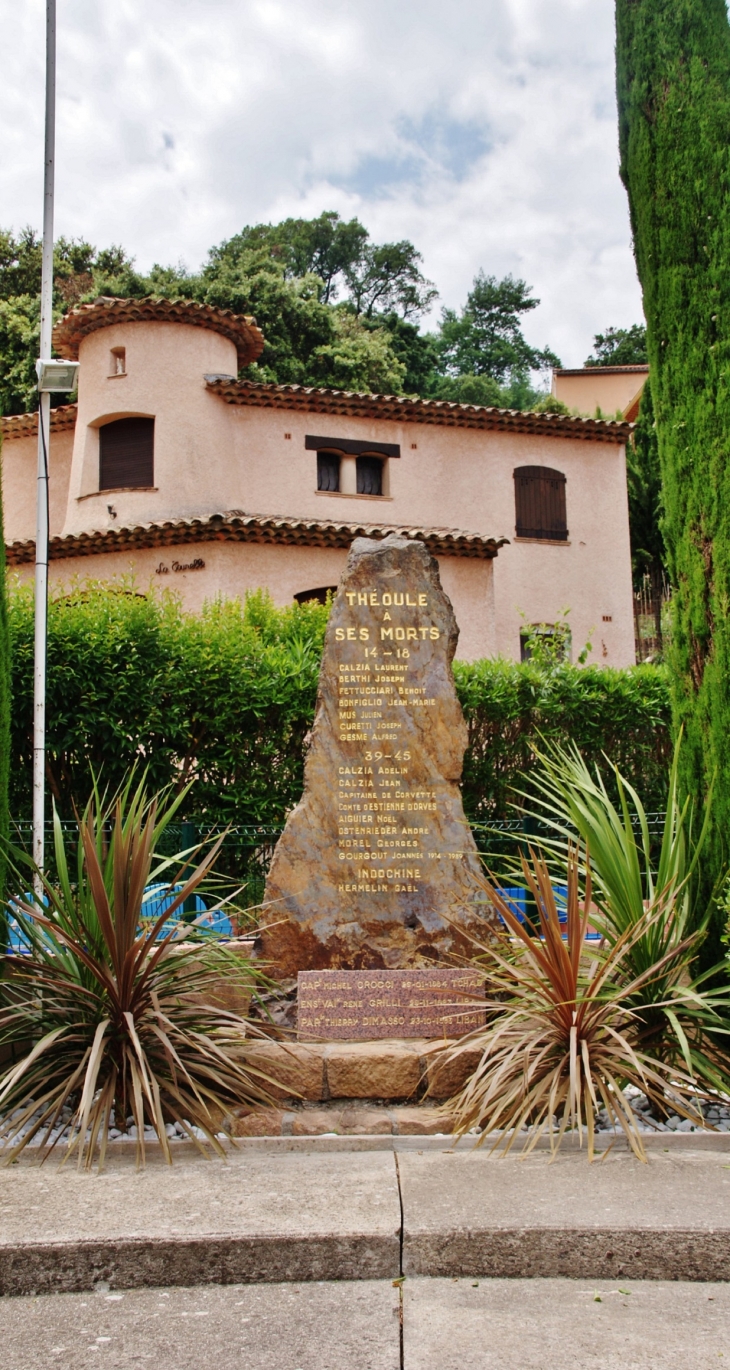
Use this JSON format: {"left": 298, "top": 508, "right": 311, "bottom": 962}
{"left": 206, "top": 378, "right": 632, "bottom": 444}
{"left": 554, "top": 365, "right": 649, "bottom": 376}
{"left": 0, "top": 404, "right": 78, "bottom": 442}
{"left": 53, "top": 297, "right": 265, "bottom": 368}
{"left": 5, "top": 511, "right": 507, "bottom": 568}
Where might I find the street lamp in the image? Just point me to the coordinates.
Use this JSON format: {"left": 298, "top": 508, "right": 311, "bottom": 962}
{"left": 33, "top": 1, "right": 78, "bottom": 883}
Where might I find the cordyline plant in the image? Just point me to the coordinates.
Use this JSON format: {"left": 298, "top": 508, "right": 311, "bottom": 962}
{"left": 0, "top": 780, "right": 273, "bottom": 1169}
{"left": 440, "top": 848, "right": 721, "bottom": 1161}
{"left": 516, "top": 740, "right": 730, "bottom": 1096}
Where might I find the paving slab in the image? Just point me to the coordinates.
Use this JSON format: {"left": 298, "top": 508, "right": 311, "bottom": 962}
{"left": 1, "top": 1279, "right": 400, "bottom": 1370}
{"left": 399, "top": 1147, "right": 730, "bottom": 1280}
{"left": 0, "top": 1150, "right": 401, "bottom": 1295}
{"left": 403, "top": 1277, "right": 730, "bottom": 1369}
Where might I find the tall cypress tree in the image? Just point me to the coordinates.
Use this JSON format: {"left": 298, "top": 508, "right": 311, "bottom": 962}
{"left": 0, "top": 441, "right": 10, "bottom": 932}
{"left": 616, "top": 0, "right": 730, "bottom": 937}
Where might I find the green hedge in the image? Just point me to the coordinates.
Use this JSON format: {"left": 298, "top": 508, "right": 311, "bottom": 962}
{"left": 7, "top": 583, "right": 672, "bottom": 825}
{"left": 454, "top": 657, "right": 672, "bottom": 822}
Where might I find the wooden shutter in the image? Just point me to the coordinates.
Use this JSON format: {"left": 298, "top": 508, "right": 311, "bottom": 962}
{"left": 317, "top": 451, "right": 340, "bottom": 491}
{"left": 99, "top": 418, "right": 154, "bottom": 491}
{"left": 357, "top": 455, "right": 383, "bottom": 496}
{"left": 513, "top": 466, "right": 567, "bottom": 540}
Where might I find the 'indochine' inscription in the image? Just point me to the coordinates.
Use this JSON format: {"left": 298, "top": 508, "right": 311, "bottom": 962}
{"left": 298, "top": 969, "right": 487, "bottom": 1041}
{"left": 260, "top": 534, "right": 497, "bottom": 975}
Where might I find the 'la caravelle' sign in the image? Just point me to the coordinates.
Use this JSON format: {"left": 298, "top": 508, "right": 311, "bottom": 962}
{"left": 155, "top": 557, "right": 206, "bottom": 575}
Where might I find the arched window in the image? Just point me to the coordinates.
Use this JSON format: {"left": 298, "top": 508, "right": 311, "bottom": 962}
{"left": 513, "top": 466, "right": 568, "bottom": 541}
{"left": 99, "top": 417, "right": 154, "bottom": 490}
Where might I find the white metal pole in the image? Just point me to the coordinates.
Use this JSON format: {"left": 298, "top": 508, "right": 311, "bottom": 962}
{"left": 33, "top": 0, "right": 56, "bottom": 881}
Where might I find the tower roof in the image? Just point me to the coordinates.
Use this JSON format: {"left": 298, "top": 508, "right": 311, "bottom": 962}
{"left": 52, "top": 296, "right": 265, "bottom": 369}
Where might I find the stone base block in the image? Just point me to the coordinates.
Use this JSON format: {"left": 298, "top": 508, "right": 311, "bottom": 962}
{"left": 325, "top": 1041, "right": 422, "bottom": 1100}
{"left": 229, "top": 1103, "right": 455, "bottom": 1137}
{"left": 238, "top": 1037, "right": 471, "bottom": 1107}
{"left": 244, "top": 1042, "right": 324, "bottom": 1101}
{"left": 422, "top": 1043, "right": 482, "bottom": 1100}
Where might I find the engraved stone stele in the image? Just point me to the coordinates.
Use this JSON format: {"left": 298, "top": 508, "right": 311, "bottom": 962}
{"left": 259, "top": 534, "right": 498, "bottom": 976}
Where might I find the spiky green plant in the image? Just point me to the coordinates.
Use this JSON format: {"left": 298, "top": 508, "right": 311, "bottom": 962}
{"left": 0, "top": 780, "right": 273, "bottom": 1168}
{"left": 441, "top": 849, "right": 718, "bottom": 1160}
{"left": 513, "top": 741, "right": 730, "bottom": 1094}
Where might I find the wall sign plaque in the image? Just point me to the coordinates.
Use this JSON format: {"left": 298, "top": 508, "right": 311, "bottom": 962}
{"left": 260, "top": 534, "right": 497, "bottom": 975}
{"left": 297, "top": 968, "right": 486, "bottom": 1041}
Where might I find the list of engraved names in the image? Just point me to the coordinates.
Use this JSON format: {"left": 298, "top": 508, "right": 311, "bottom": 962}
{"left": 335, "top": 584, "right": 462, "bottom": 897}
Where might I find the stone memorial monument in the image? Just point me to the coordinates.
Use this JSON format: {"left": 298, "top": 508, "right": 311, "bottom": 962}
{"left": 260, "top": 534, "right": 497, "bottom": 977}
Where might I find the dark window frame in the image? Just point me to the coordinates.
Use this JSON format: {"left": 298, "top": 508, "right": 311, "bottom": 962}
{"left": 305, "top": 434, "right": 400, "bottom": 458}
{"left": 317, "top": 450, "right": 341, "bottom": 492}
{"left": 513, "top": 465, "right": 568, "bottom": 541}
{"left": 356, "top": 454, "right": 383, "bottom": 496}
{"left": 99, "top": 417, "right": 155, "bottom": 491}
{"left": 294, "top": 585, "right": 338, "bottom": 605}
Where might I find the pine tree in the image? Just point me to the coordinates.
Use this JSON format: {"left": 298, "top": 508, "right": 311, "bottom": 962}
{"left": 616, "top": 0, "right": 730, "bottom": 938}
{"left": 0, "top": 443, "right": 10, "bottom": 929}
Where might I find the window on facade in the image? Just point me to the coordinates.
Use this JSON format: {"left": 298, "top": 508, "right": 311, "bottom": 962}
{"left": 317, "top": 450, "right": 340, "bottom": 492}
{"left": 99, "top": 417, "right": 154, "bottom": 491}
{"left": 294, "top": 585, "right": 338, "bottom": 605}
{"left": 514, "top": 466, "right": 568, "bottom": 540}
{"left": 520, "top": 624, "right": 572, "bottom": 664}
{"left": 357, "top": 455, "right": 383, "bottom": 496}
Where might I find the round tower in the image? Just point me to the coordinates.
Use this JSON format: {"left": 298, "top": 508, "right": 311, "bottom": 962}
{"left": 53, "top": 297, "right": 264, "bottom": 537}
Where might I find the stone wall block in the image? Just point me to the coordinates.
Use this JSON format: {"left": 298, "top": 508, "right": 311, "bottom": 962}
{"left": 244, "top": 1041, "right": 324, "bottom": 1101}
{"left": 421, "top": 1043, "right": 483, "bottom": 1099}
{"left": 324, "top": 1040, "right": 421, "bottom": 1099}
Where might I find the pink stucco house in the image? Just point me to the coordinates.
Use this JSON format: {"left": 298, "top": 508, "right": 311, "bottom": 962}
{"left": 0, "top": 297, "right": 636, "bottom": 664}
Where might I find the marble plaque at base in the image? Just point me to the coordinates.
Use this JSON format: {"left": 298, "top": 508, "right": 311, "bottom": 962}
{"left": 297, "top": 968, "right": 486, "bottom": 1041}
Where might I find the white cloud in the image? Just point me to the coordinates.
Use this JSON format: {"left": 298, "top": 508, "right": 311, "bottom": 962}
{"left": 0, "top": 0, "right": 643, "bottom": 365}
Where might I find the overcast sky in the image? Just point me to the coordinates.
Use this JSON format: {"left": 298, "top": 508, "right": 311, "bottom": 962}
{"left": 1, "top": 0, "right": 643, "bottom": 368}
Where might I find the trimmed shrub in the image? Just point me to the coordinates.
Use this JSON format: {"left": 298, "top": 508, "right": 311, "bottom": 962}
{"left": 7, "top": 582, "right": 672, "bottom": 828}
{"left": 455, "top": 657, "right": 671, "bottom": 822}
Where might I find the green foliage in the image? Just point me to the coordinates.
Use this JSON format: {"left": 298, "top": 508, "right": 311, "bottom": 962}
{"left": 0, "top": 296, "right": 40, "bottom": 421}
{"left": 615, "top": 0, "right": 730, "bottom": 945}
{"left": 440, "top": 848, "right": 723, "bottom": 1159}
{"left": 584, "top": 323, "right": 648, "bottom": 367}
{"left": 197, "top": 245, "right": 340, "bottom": 385}
{"left": 7, "top": 584, "right": 328, "bottom": 825}
{"left": 217, "top": 211, "right": 369, "bottom": 303}
{"left": 433, "top": 272, "right": 561, "bottom": 389}
{"left": 0, "top": 779, "right": 271, "bottom": 1167}
{"left": 307, "top": 310, "right": 407, "bottom": 394}
{"left": 626, "top": 379, "right": 667, "bottom": 588}
{"left": 0, "top": 457, "right": 9, "bottom": 919}
{"left": 517, "top": 740, "right": 730, "bottom": 1095}
{"left": 6, "top": 582, "right": 671, "bottom": 830}
{"left": 454, "top": 657, "right": 671, "bottom": 824}
{"left": 0, "top": 214, "right": 564, "bottom": 413}
{"left": 0, "top": 229, "right": 141, "bottom": 414}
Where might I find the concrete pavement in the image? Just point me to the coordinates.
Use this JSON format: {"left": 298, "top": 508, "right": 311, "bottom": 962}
{"left": 3, "top": 1278, "right": 730, "bottom": 1369}
{"left": 0, "top": 1280, "right": 401, "bottom": 1370}
{"left": 403, "top": 1277, "right": 730, "bottom": 1369}
{"left": 399, "top": 1145, "right": 730, "bottom": 1280}
{"left": 1, "top": 1139, "right": 730, "bottom": 1295}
